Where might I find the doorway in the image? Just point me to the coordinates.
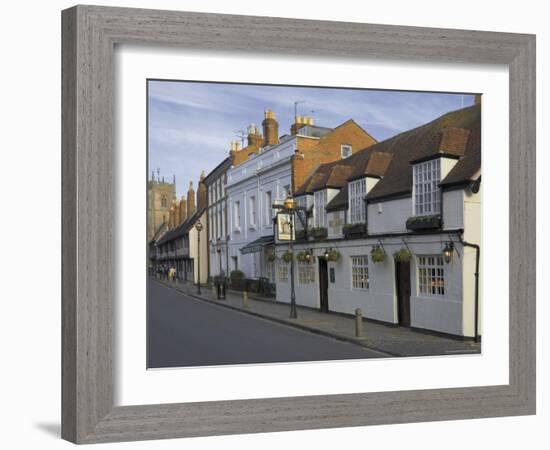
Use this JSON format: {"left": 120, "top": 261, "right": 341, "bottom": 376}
{"left": 318, "top": 257, "right": 329, "bottom": 313}
{"left": 395, "top": 260, "right": 411, "bottom": 326}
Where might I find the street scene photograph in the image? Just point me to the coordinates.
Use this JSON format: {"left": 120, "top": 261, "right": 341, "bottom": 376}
{"left": 147, "top": 79, "right": 482, "bottom": 369}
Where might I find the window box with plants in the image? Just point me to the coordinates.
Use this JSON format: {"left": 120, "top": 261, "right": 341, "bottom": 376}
{"left": 343, "top": 222, "right": 366, "bottom": 238}
{"left": 295, "top": 229, "right": 307, "bottom": 241}
{"left": 309, "top": 227, "right": 328, "bottom": 240}
{"left": 406, "top": 214, "right": 441, "bottom": 231}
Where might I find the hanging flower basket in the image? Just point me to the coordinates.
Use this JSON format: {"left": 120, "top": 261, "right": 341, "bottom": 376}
{"left": 266, "top": 251, "right": 277, "bottom": 263}
{"left": 296, "top": 251, "right": 312, "bottom": 263}
{"left": 393, "top": 247, "right": 412, "bottom": 263}
{"left": 370, "top": 245, "right": 387, "bottom": 263}
{"left": 281, "top": 250, "right": 293, "bottom": 263}
{"left": 326, "top": 249, "right": 341, "bottom": 262}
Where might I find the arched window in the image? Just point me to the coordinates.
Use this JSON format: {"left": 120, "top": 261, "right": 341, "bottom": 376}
{"left": 161, "top": 196, "right": 167, "bottom": 207}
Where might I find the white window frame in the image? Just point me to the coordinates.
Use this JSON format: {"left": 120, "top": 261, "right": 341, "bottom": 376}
{"left": 341, "top": 144, "right": 353, "bottom": 158}
{"left": 264, "top": 191, "right": 272, "bottom": 227}
{"left": 348, "top": 178, "right": 367, "bottom": 224}
{"left": 249, "top": 195, "right": 257, "bottom": 228}
{"left": 413, "top": 158, "right": 441, "bottom": 216}
{"left": 351, "top": 255, "right": 370, "bottom": 290}
{"left": 234, "top": 201, "right": 241, "bottom": 231}
{"left": 278, "top": 261, "right": 289, "bottom": 282}
{"left": 297, "top": 261, "right": 315, "bottom": 284}
{"left": 417, "top": 255, "right": 446, "bottom": 296}
{"left": 314, "top": 190, "right": 327, "bottom": 228}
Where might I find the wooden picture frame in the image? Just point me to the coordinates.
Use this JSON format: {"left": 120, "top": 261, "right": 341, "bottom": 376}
{"left": 61, "top": 5, "right": 536, "bottom": 444}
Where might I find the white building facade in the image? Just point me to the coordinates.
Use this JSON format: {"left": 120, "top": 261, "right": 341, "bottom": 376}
{"left": 275, "top": 104, "right": 482, "bottom": 339}
{"left": 226, "top": 135, "right": 296, "bottom": 280}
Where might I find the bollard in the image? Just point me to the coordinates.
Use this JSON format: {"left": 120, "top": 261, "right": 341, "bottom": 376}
{"left": 243, "top": 290, "right": 249, "bottom": 309}
{"left": 355, "top": 308, "right": 363, "bottom": 338}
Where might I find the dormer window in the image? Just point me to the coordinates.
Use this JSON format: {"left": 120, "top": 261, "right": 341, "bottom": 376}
{"left": 413, "top": 159, "right": 441, "bottom": 215}
{"left": 341, "top": 144, "right": 352, "bottom": 159}
{"left": 313, "top": 190, "right": 327, "bottom": 227}
{"left": 348, "top": 178, "right": 366, "bottom": 224}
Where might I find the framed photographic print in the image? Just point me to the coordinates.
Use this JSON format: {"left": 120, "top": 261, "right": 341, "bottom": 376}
{"left": 62, "top": 5, "right": 536, "bottom": 444}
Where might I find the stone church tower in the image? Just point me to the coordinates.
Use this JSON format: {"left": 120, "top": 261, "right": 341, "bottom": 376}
{"left": 147, "top": 172, "right": 177, "bottom": 241}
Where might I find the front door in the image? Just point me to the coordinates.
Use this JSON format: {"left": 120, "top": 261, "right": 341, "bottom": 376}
{"left": 395, "top": 261, "right": 411, "bottom": 326}
{"left": 318, "top": 257, "right": 329, "bottom": 313}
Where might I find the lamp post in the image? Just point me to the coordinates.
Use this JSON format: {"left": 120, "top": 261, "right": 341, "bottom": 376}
{"left": 283, "top": 195, "right": 298, "bottom": 319}
{"left": 195, "top": 219, "right": 203, "bottom": 295}
{"left": 216, "top": 237, "right": 225, "bottom": 299}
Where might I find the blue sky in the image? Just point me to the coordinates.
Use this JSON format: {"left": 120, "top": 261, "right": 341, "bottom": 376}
{"left": 148, "top": 80, "right": 475, "bottom": 198}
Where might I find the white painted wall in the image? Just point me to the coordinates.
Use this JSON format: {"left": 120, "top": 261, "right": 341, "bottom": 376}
{"left": 275, "top": 235, "right": 471, "bottom": 336}
{"left": 442, "top": 189, "right": 464, "bottom": 230}
{"left": 188, "top": 210, "right": 208, "bottom": 284}
{"left": 408, "top": 240, "right": 464, "bottom": 336}
{"left": 368, "top": 197, "right": 411, "bottom": 234}
{"left": 227, "top": 142, "right": 293, "bottom": 277}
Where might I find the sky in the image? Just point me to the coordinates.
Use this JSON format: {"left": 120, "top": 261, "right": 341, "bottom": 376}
{"left": 148, "top": 80, "right": 475, "bottom": 199}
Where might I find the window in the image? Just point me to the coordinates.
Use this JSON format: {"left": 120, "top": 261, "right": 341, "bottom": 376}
{"left": 283, "top": 184, "right": 291, "bottom": 198}
{"left": 208, "top": 209, "right": 213, "bottom": 239}
{"left": 418, "top": 255, "right": 445, "bottom": 296}
{"left": 249, "top": 195, "right": 257, "bottom": 227}
{"left": 328, "top": 211, "right": 344, "bottom": 236}
{"left": 161, "top": 196, "right": 167, "bottom": 208}
{"left": 278, "top": 262, "right": 289, "bottom": 282}
{"left": 341, "top": 144, "right": 353, "bottom": 158}
{"left": 314, "top": 190, "right": 327, "bottom": 228}
{"left": 266, "top": 260, "right": 275, "bottom": 283}
{"left": 413, "top": 159, "right": 441, "bottom": 215}
{"left": 234, "top": 201, "right": 241, "bottom": 230}
{"left": 351, "top": 256, "right": 369, "bottom": 290}
{"left": 297, "top": 261, "right": 315, "bottom": 284}
{"left": 265, "top": 191, "right": 273, "bottom": 226}
{"left": 348, "top": 178, "right": 367, "bottom": 224}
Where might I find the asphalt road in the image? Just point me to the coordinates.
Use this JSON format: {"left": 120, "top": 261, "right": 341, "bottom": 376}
{"left": 148, "top": 280, "right": 382, "bottom": 368}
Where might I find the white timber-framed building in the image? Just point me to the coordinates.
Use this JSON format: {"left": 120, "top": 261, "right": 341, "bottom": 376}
{"left": 275, "top": 103, "right": 482, "bottom": 339}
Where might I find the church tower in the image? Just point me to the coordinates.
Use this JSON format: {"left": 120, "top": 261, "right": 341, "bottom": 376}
{"left": 147, "top": 171, "right": 177, "bottom": 241}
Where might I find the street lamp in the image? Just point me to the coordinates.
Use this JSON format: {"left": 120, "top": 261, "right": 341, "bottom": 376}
{"left": 216, "top": 237, "right": 225, "bottom": 299}
{"left": 195, "top": 219, "right": 203, "bottom": 294}
{"left": 283, "top": 194, "right": 298, "bottom": 319}
{"left": 442, "top": 241, "right": 454, "bottom": 264}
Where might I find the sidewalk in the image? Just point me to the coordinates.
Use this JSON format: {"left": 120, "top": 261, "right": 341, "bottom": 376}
{"left": 156, "top": 278, "right": 481, "bottom": 358}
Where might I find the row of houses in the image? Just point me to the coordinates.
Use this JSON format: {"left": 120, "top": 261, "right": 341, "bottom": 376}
{"left": 149, "top": 100, "right": 482, "bottom": 339}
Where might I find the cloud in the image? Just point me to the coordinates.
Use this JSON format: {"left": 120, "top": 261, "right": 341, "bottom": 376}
{"left": 148, "top": 80, "right": 474, "bottom": 197}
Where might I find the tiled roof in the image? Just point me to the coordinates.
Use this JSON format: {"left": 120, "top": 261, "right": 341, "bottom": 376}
{"left": 156, "top": 207, "right": 206, "bottom": 245}
{"left": 322, "top": 104, "right": 481, "bottom": 210}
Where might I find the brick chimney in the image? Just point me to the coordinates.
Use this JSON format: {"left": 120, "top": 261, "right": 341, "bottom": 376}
{"left": 262, "top": 109, "right": 279, "bottom": 146}
{"left": 247, "top": 123, "right": 263, "bottom": 147}
{"left": 197, "top": 170, "right": 207, "bottom": 211}
{"left": 291, "top": 115, "right": 313, "bottom": 135}
{"left": 187, "top": 181, "right": 196, "bottom": 217}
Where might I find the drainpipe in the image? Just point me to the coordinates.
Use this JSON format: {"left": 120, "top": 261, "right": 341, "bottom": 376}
{"left": 363, "top": 196, "right": 369, "bottom": 237}
{"left": 458, "top": 235, "right": 480, "bottom": 343}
